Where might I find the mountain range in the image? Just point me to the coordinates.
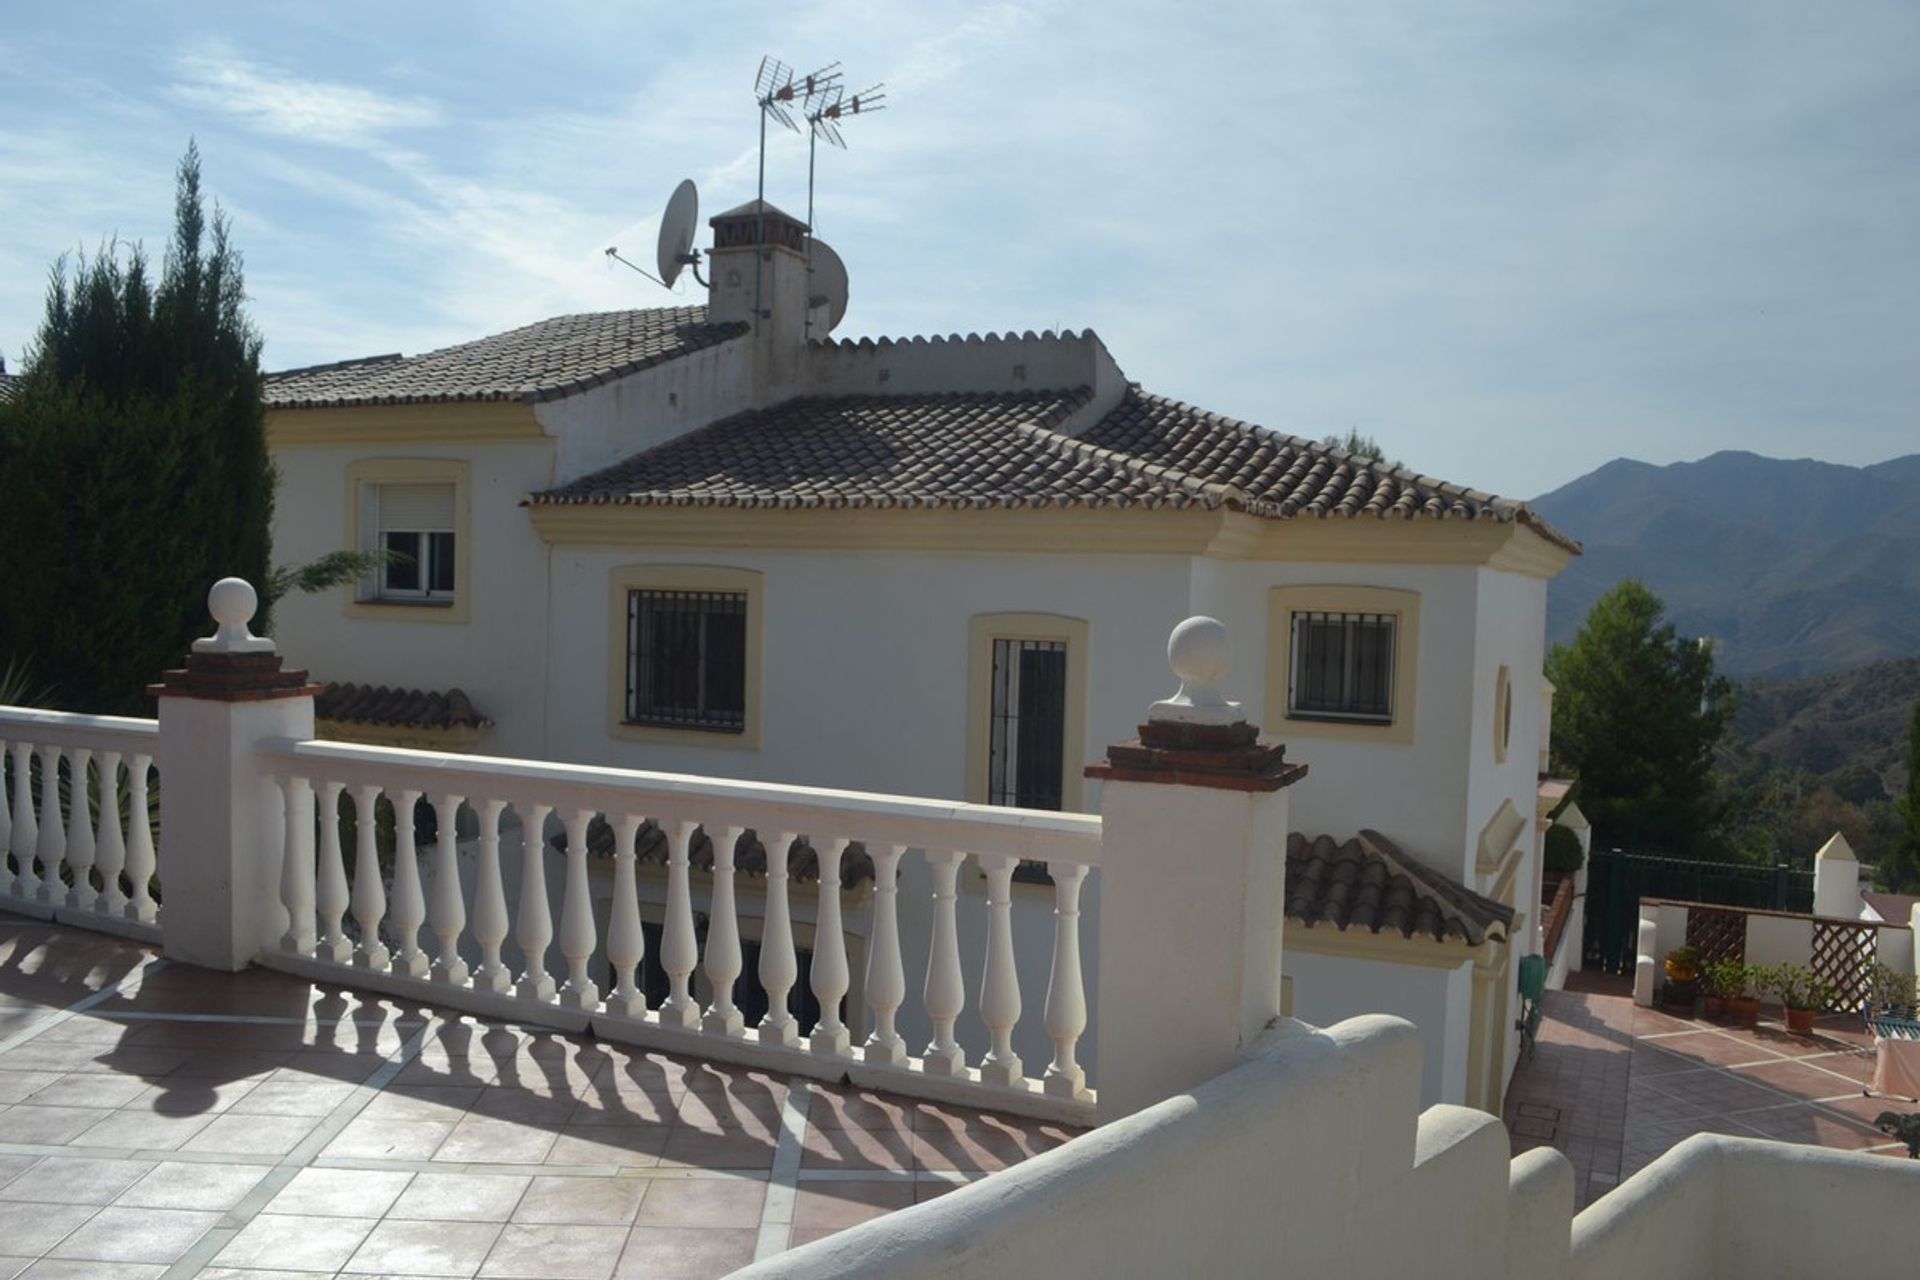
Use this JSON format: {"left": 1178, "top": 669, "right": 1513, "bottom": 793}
{"left": 1532, "top": 451, "right": 1920, "bottom": 678}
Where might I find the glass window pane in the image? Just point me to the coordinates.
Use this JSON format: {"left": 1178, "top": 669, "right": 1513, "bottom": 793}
{"left": 626, "top": 589, "right": 748, "bottom": 731}
{"left": 427, "top": 532, "right": 456, "bottom": 594}
{"left": 383, "top": 531, "right": 421, "bottom": 592}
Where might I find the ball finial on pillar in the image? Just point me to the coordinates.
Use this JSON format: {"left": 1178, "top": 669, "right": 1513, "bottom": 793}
{"left": 1149, "top": 616, "right": 1242, "bottom": 726}
{"left": 192, "top": 577, "right": 276, "bottom": 654}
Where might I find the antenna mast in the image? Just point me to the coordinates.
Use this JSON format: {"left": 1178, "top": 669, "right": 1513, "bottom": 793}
{"left": 803, "top": 79, "right": 885, "bottom": 339}
{"left": 752, "top": 58, "right": 839, "bottom": 331}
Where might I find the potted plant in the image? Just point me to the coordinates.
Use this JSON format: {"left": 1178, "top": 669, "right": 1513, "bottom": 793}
{"left": 1662, "top": 945, "right": 1701, "bottom": 1010}
{"left": 1727, "top": 963, "right": 1762, "bottom": 1028}
{"left": 1700, "top": 958, "right": 1736, "bottom": 1020}
{"left": 1768, "top": 962, "right": 1829, "bottom": 1035}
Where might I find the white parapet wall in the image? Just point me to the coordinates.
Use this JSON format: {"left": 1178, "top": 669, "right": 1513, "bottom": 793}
{"left": 733, "top": 1013, "right": 1573, "bottom": 1280}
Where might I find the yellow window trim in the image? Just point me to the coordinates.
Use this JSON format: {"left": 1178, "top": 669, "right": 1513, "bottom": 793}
{"left": 344, "top": 458, "right": 472, "bottom": 624}
{"left": 1264, "top": 585, "right": 1421, "bottom": 746}
{"left": 964, "top": 613, "right": 1090, "bottom": 812}
{"left": 1284, "top": 920, "right": 1485, "bottom": 970}
{"left": 607, "top": 564, "right": 765, "bottom": 750}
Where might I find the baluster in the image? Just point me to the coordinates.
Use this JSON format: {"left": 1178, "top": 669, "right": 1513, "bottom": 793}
{"left": 1043, "top": 864, "right": 1090, "bottom": 1098}
{"left": 605, "top": 813, "right": 647, "bottom": 1017}
{"left": 277, "top": 776, "right": 316, "bottom": 953}
{"left": 863, "top": 843, "right": 909, "bottom": 1066}
{"left": 514, "top": 801, "right": 557, "bottom": 1002}
{"left": 315, "top": 781, "right": 351, "bottom": 962}
{"left": 388, "top": 789, "right": 429, "bottom": 977}
{"left": 659, "top": 818, "right": 700, "bottom": 1028}
{"left": 63, "top": 748, "right": 95, "bottom": 911}
{"left": 703, "top": 824, "right": 747, "bottom": 1036}
{"left": 922, "top": 848, "right": 967, "bottom": 1077}
{"left": 34, "top": 744, "right": 65, "bottom": 905}
{"left": 471, "top": 799, "right": 512, "bottom": 992}
{"left": 429, "top": 794, "right": 469, "bottom": 984}
{"left": 350, "top": 784, "right": 390, "bottom": 969}
{"left": 124, "top": 753, "right": 155, "bottom": 922}
{"left": 0, "top": 739, "right": 12, "bottom": 897}
{"left": 977, "top": 853, "right": 1024, "bottom": 1087}
{"left": 809, "top": 838, "right": 853, "bottom": 1056}
{"left": 94, "top": 751, "right": 127, "bottom": 916}
{"left": 757, "top": 830, "right": 802, "bottom": 1047}
{"left": 9, "top": 742, "right": 36, "bottom": 900}
{"left": 558, "top": 808, "right": 600, "bottom": 1009}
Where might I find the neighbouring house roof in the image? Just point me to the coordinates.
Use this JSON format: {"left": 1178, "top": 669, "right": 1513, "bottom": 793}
{"left": 316, "top": 682, "right": 492, "bottom": 732}
{"left": 1286, "top": 830, "right": 1516, "bottom": 946}
{"left": 1863, "top": 892, "right": 1920, "bottom": 926}
{"left": 558, "top": 823, "right": 877, "bottom": 889}
{"left": 529, "top": 386, "right": 1579, "bottom": 551}
{"left": 263, "top": 308, "right": 746, "bottom": 409}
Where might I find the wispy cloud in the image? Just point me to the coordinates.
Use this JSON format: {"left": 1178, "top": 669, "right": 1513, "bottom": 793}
{"left": 169, "top": 44, "right": 443, "bottom": 147}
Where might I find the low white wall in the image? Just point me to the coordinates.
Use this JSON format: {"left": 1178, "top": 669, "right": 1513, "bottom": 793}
{"left": 1745, "top": 912, "right": 1813, "bottom": 971}
{"left": 735, "top": 1014, "right": 1562, "bottom": 1280}
{"left": 1573, "top": 1134, "right": 1920, "bottom": 1280}
{"left": 1874, "top": 923, "right": 1912, "bottom": 978}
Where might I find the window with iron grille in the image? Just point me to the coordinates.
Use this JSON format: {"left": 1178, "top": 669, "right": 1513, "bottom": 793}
{"left": 369, "top": 483, "right": 456, "bottom": 602}
{"left": 625, "top": 590, "right": 747, "bottom": 732}
{"left": 987, "top": 638, "right": 1067, "bottom": 810}
{"left": 1288, "top": 611, "right": 1395, "bottom": 723}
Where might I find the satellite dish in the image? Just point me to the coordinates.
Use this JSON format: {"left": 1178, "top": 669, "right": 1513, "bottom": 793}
{"left": 657, "top": 179, "right": 699, "bottom": 288}
{"left": 807, "top": 239, "right": 850, "bottom": 334}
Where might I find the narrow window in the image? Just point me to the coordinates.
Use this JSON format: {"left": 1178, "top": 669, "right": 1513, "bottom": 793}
{"left": 626, "top": 589, "right": 748, "bottom": 732}
{"left": 1289, "top": 612, "right": 1395, "bottom": 723}
{"left": 987, "top": 638, "right": 1067, "bottom": 809}
{"left": 371, "top": 482, "right": 457, "bottom": 603}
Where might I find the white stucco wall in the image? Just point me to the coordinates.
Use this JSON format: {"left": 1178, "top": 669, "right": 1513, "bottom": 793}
{"left": 1284, "top": 947, "right": 1472, "bottom": 1105}
{"left": 534, "top": 341, "right": 755, "bottom": 486}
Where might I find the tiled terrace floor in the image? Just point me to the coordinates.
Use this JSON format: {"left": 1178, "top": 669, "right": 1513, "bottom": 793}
{"left": 0, "top": 913, "right": 1074, "bottom": 1279}
{"left": 1504, "top": 970, "right": 1907, "bottom": 1209}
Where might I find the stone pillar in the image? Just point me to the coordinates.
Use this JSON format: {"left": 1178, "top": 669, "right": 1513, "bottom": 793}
{"left": 1088, "top": 617, "right": 1307, "bottom": 1121}
{"left": 148, "top": 579, "right": 317, "bottom": 971}
{"left": 1812, "top": 831, "right": 1860, "bottom": 919}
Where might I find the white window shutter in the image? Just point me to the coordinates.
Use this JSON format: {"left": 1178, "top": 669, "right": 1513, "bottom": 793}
{"left": 375, "top": 483, "right": 457, "bottom": 532}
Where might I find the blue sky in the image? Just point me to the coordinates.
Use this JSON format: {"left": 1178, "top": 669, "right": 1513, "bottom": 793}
{"left": 2, "top": 1, "right": 1915, "bottom": 497}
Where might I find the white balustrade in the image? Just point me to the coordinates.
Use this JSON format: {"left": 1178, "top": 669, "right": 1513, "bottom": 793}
{"left": 247, "top": 737, "right": 1103, "bottom": 1121}
{"left": 0, "top": 710, "right": 160, "bottom": 931}
{"left": 277, "top": 775, "right": 315, "bottom": 953}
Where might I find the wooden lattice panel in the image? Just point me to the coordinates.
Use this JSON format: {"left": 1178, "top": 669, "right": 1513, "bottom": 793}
{"left": 1685, "top": 907, "right": 1747, "bottom": 969}
{"left": 1811, "top": 919, "right": 1878, "bottom": 1013}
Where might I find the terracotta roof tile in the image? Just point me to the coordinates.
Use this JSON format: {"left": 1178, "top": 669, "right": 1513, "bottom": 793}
{"left": 264, "top": 308, "right": 745, "bottom": 409}
{"left": 1286, "top": 830, "right": 1514, "bottom": 945}
{"left": 316, "top": 682, "right": 491, "bottom": 731}
{"left": 532, "top": 386, "right": 1578, "bottom": 550}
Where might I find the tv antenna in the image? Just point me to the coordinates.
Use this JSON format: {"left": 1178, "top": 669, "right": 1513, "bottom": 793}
{"left": 603, "top": 177, "right": 705, "bottom": 292}
{"left": 749, "top": 58, "right": 841, "bottom": 329}
{"left": 802, "top": 79, "right": 884, "bottom": 338}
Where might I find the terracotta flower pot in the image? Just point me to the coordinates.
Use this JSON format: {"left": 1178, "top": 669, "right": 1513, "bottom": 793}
{"left": 1729, "top": 996, "right": 1760, "bottom": 1028}
{"left": 1784, "top": 1006, "right": 1818, "bottom": 1035}
{"left": 1703, "top": 995, "right": 1727, "bottom": 1020}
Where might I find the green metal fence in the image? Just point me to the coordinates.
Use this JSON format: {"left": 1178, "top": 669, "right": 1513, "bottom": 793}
{"left": 1582, "top": 849, "right": 1815, "bottom": 974}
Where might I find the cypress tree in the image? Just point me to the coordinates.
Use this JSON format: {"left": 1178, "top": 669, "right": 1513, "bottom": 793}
{"left": 0, "top": 143, "right": 274, "bottom": 713}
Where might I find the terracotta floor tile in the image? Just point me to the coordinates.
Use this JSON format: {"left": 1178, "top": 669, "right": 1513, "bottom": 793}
{"left": 21, "top": 1073, "right": 150, "bottom": 1110}
{"left": 212, "top": 1212, "right": 378, "bottom": 1271}
{"left": 389, "top": 1172, "right": 532, "bottom": 1223}
{"left": 803, "top": 1085, "right": 915, "bottom": 1132}
{"left": 71, "top": 1108, "right": 216, "bottom": 1151}
{"left": 478, "top": 1223, "right": 629, "bottom": 1279}
{"left": 613, "top": 1225, "right": 758, "bottom": 1280}
{"left": 0, "top": 1071, "right": 63, "bottom": 1104}
{"left": 913, "top": 1116, "right": 1070, "bottom": 1172}
{"left": 633, "top": 1177, "right": 765, "bottom": 1228}
{"left": 115, "top": 1161, "right": 267, "bottom": 1212}
{"left": 435, "top": 1116, "right": 560, "bottom": 1165}
{"left": 359, "top": 1083, "right": 484, "bottom": 1123}
{"left": 799, "top": 1122, "right": 913, "bottom": 1173}
{"left": 790, "top": 1179, "right": 914, "bottom": 1231}
{"left": 178, "top": 1111, "right": 318, "bottom": 1157}
{"left": 323, "top": 1115, "right": 455, "bottom": 1161}
{"left": 542, "top": 1124, "right": 670, "bottom": 1168}
{"left": 45, "top": 1205, "right": 219, "bottom": 1263}
{"left": 658, "top": 1125, "right": 778, "bottom": 1171}
{"left": 225, "top": 1077, "right": 357, "bottom": 1117}
{"left": 1727, "top": 1057, "right": 1864, "bottom": 1102}
{"left": 1732, "top": 1104, "right": 1888, "bottom": 1149}
{"left": 512, "top": 1174, "right": 647, "bottom": 1225}
{"left": 345, "top": 1217, "right": 502, "bottom": 1277}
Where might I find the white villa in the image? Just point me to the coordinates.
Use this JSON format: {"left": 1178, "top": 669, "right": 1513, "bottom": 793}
{"left": 263, "top": 198, "right": 1580, "bottom": 1113}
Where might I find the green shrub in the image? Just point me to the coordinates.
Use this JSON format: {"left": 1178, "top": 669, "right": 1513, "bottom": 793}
{"left": 1543, "top": 824, "right": 1584, "bottom": 873}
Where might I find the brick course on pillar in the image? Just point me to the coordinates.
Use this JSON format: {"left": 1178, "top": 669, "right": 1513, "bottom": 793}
{"left": 148, "top": 578, "right": 318, "bottom": 971}
{"left": 1089, "top": 617, "right": 1306, "bottom": 1121}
